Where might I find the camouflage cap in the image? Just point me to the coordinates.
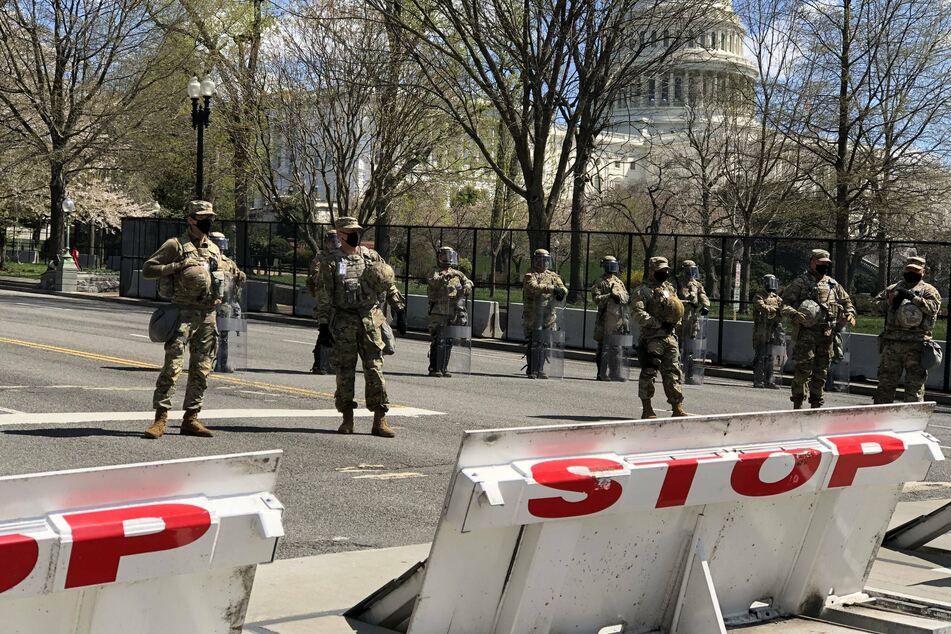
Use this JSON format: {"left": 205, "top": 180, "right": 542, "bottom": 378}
{"left": 810, "top": 249, "right": 831, "bottom": 262}
{"left": 905, "top": 256, "right": 926, "bottom": 271}
{"left": 438, "top": 246, "right": 456, "bottom": 253}
{"left": 187, "top": 200, "right": 215, "bottom": 218}
{"left": 334, "top": 216, "right": 362, "bottom": 232}
{"left": 681, "top": 259, "right": 697, "bottom": 267}
{"left": 533, "top": 248, "right": 551, "bottom": 257}
{"left": 600, "top": 255, "right": 617, "bottom": 263}
{"left": 649, "top": 256, "right": 669, "bottom": 270}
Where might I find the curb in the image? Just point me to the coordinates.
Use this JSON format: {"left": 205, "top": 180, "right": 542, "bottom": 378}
{"left": 3, "top": 279, "right": 950, "bottom": 407}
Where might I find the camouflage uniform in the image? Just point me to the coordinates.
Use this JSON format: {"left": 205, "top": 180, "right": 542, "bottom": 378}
{"left": 142, "top": 200, "right": 221, "bottom": 438}
{"left": 781, "top": 249, "right": 855, "bottom": 408}
{"left": 427, "top": 252, "right": 472, "bottom": 376}
{"left": 874, "top": 257, "right": 942, "bottom": 403}
{"left": 315, "top": 217, "right": 394, "bottom": 436}
{"left": 591, "top": 269, "right": 629, "bottom": 380}
{"left": 751, "top": 290, "right": 783, "bottom": 387}
{"left": 308, "top": 232, "right": 337, "bottom": 374}
{"left": 631, "top": 257, "right": 687, "bottom": 417}
{"left": 678, "top": 261, "right": 710, "bottom": 339}
{"left": 522, "top": 249, "right": 567, "bottom": 379}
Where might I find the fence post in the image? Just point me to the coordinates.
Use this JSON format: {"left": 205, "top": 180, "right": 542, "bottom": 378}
{"left": 718, "top": 236, "right": 727, "bottom": 364}
{"left": 471, "top": 228, "right": 478, "bottom": 325}
{"left": 404, "top": 226, "right": 411, "bottom": 302}
{"left": 505, "top": 230, "right": 514, "bottom": 342}
{"left": 945, "top": 267, "right": 951, "bottom": 392}
{"left": 626, "top": 234, "right": 633, "bottom": 290}
{"left": 581, "top": 232, "right": 590, "bottom": 350}
{"left": 292, "top": 222, "right": 299, "bottom": 317}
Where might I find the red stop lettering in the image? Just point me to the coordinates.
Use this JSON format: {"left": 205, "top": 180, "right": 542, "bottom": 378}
{"left": 634, "top": 456, "right": 719, "bottom": 508}
{"left": 731, "top": 448, "right": 821, "bottom": 497}
{"left": 0, "top": 534, "right": 38, "bottom": 593}
{"left": 64, "top": 503, "right": 211, "bottom": 589}
{"left": 528, "top": 458, "right": 624, "bottom": 519}
{"left": 826, "top": 434, "right": 905, "bottom": 487}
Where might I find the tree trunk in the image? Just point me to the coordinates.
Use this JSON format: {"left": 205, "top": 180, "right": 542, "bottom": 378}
{"left": 47, "top": 163, "right": 66, "bottom": 261}
{"left": 834, "top": 0, "right": 852, "bottom": 284}
{"left": 375, "top": 205, "right": 392, "bottom": 260}
{"left": 567, "top": 134, "right": 591, "bottom": 303}
{"left": 525, "top": 189, "right": 549, "bottom": 255}
{"left": 740, "top": 236, "right": 751, "bottom": 308}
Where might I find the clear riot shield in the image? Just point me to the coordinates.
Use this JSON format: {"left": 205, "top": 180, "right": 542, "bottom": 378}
{"left": 215, "top": 274, "right": 248, "bottom": 373}
{"left": 529, "top": 299, "right": 565, "bottom": 380}
{"left": 828, "top": 326, "right": 851, "bottom": 393}
{"left": 312, "top": 336, "right": 334, "bottom": 374}
{"left": 680, "top": 315, "right": 708, "bottom": 385}
{"left": 600, "top": 334, "right": 634, "bottom": 382}
{"left": 767, "top": 339, "right": 788, "bottom": 388}
{"left": 436, "top": 325, "right": 472, "bottom": 376}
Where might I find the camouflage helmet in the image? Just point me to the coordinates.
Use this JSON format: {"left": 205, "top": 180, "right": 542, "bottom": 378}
{"left": 763, "top": 274, "right": 779, "bottom": 292}
{"left": 179, "top": 262, "right": 212, "bottom": 301}
{"left": 798, "top": 299, "right": 822, "bottom": 327}
{"left": 600, "top": 255, "right": 619, "bottom": 274}
{"left": 438, "top": 246, "right": 459, "bottom": 267}
{"left": 895, "top": 301, "right": 924, "bottom": 329}
{"left": 656, "top": 292, "right": 685, "bottom": 323}
{"left": 363, "top": 260, "right": 395, "bottom": 294}
{"left": 532, "top": 248, "right": 552, "bottom": 270}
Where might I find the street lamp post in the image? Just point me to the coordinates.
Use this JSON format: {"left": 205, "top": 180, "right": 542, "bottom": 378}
{"left": 62, "top": 196, "right": 76, "bottom": 252}
{"left": 188, "top": 76, "right": 216, "bottom": 200}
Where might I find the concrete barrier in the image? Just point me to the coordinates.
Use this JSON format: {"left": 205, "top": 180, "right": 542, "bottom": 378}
{"left": 405, "top": 294, "right": 502, "bottom": 338}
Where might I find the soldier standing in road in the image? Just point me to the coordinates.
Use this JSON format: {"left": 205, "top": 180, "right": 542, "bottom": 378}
{"left": 142, "top": 201, "right": 222, "bottom": 439}
{"left": 591, "top": 256, "right": 629, "bottom": 381}
{"left": 751, "top": 274, "right": 784, "bottom": 389}
{"left": 314, "top": 217, "right": 395, "bottom": 437}
{"left": 308, "top": 230, "right": 339, "bottom": 374}
{"left": 781, "top": 249, "right": 856, "bottom": 409}
{"left": 678, "top": 259, "right": 710, "bottom": 384}
{"left": 427, "top": 246, "right": 473, "bottom": 377}
{"left": 208, "top": 232, "right": 247, "bottom": 373}
{"left": 522, "top": 248, "right": 568, "bottom": 379}
{"left": 631, "top": 256, "right": 689, "bottom": 418}
{"left": 874, "top": 256, "right": 942, "bottom": 403}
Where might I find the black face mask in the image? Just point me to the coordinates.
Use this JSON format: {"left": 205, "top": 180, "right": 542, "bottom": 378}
{"left": 814, "top": 264, "right": 829, "bottom": 276}
{"left": 195, "top": 218, "right": 213, "bottom": 235}
{"left": 345, "top": 232, "right": 361, "bottom": 247}
{"left": 653, "top": 269, "right": 669, "bottom": 283}
{"left": 903, "top": 271, "right": 922, "bottom": 285}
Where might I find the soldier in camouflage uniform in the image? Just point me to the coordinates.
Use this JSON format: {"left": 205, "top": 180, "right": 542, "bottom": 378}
{"left": 751, "top": 274, "right": 784, "bottom": 389}
{"left": 314, "top": 217, "right": 395, "bottom": 437}
{"left": 591, "top": 256, "right": 630, "bottom": 381}
{"left": 427, "top": 246, "right": 473, "bottom": 377}
{"left": 208, "top": 232, "right": 247, "bottom": 373}
{"left": 874, "top": 256, "right": 942, "bottom": 403}
{"left": 781, "top": 249, "right": 856, "bottom": 409}
{"left": 631, "top": 256, "right": 689, "bottom": 418}
{"left": 678, "top": 260, "right": 711, "bottom": 384}
{"left": 142, "top": 201, "right": 222, "bottom": 439}
{"left": 522, "top": 248, "right": 568, "bottom": 379}
{"left": 308, "top": 230, "right": 339, "bottom": 374}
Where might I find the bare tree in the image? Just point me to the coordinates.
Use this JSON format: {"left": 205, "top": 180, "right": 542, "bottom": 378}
{"left": 0, "top": 0, "right": 179, "bottom": 258}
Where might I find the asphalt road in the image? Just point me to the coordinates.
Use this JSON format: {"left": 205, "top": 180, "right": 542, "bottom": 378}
{"left": 1, "top": 288, "right": 950, "bottom": 560}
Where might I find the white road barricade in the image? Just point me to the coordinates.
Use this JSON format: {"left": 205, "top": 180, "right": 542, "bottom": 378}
{"left": 0, "top": 450, "right": 284, "bottom": 633}
{"left": 349, "top": 403, "right": 944, "bottom": 633}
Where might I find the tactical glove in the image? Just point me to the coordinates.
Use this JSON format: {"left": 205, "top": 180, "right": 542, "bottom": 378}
{"left": 700, "top": 306, "right": 709, "bottom": 316}
{"left": 317, "top": 324, "right": 334, "bottom": 347}
{"left": 662, "top": 322, "right": 675, "bottom": 333}
{"left": 611, "top": 293, "right": 621, "bottom": 304}
{"left": 553, "top": 287, "right": 567, "bottom": 301}
{"left": 892, "top": 287, "right": 914, "bottom": 310}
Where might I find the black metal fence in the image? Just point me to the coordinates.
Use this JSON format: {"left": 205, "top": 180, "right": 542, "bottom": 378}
{"left": 2, "top": 222, "right": 121, "bottom": 270}
{"left": 120, "top": 218, "right": 951, "bottom": 391}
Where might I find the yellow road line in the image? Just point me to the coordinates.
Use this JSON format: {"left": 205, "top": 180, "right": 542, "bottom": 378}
{"left": 0, "top": 336, "right": 337, "bottom": 401}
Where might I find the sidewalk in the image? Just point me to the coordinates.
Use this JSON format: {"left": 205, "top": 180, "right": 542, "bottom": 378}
{"left": 241, "top": 500, "right": 951, "bottom": 634}
{"left": 3, "top": 277, "right": 951, "bottom": 406}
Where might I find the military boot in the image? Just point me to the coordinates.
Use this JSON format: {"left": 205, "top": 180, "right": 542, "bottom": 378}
{"left": 338, "top": 408, "right": 354, "bottom": 434}
{"left": 809, "top": 400, "right": 822, "bottom": 409}
{"left": 641, "top": 399, "right": 657, "bottom": 419}
{"left": 144, "top": 408, "right": 168, "bottom": 439}
{"left": 671, "top": 403, "right": 690, "bottom": 417}
{"left": 181, "top": 409, "right": 214, "bottom": 437}
{"left": 792, "top": 399, "right": 803, "bottom": 410}
{"left": 371, "top": 408, "right": 395, "bottom": 438}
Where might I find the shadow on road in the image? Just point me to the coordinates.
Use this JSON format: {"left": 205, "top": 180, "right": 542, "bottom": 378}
{"left": 4, "top": 427, "right": 144, "bottom": 438}
{"left": 527, "top": 415, "right": 634, "bottom": 422}
{"left": 207, "top": 424, "right": 342, "bottom": 435}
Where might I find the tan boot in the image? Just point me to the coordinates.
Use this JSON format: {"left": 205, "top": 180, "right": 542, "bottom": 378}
{"left": 371, "top": 408, "right": 395, "bottom": 438}
{"left": 671, "top": 403, "right": 690, "bottom": 417}
{"left": 144, "top": 408, "right": 168, "bottom": 439}
{"left": 180, "top": 409, "right": 214, "bottom": 437}
{"left": 641, "top": 399, "right": 657, "bottom": 419}
{"left": 337, "top": 408, "right": 354, "bottom": 434}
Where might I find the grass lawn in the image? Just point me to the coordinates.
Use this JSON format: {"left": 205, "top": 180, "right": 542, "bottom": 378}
{"left": 0, "top": 262, "right": 47, "bottom": 279}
